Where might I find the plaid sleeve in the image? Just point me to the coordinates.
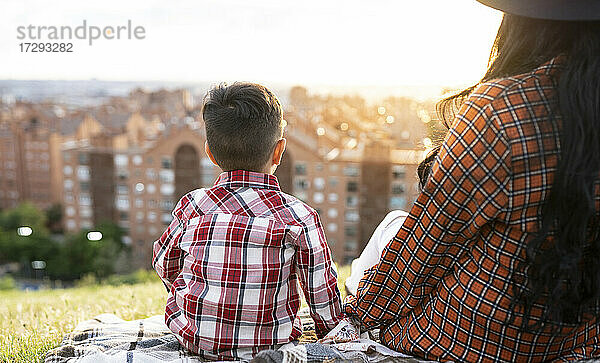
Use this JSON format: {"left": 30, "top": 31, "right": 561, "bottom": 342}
{"left": 296, "top": 210, "right": 344, "bottom": 337}
{"left": 345, "top": 92, "right": 511, "bottom": 328}
{"left": 152, "top": 198, "right": 186, "bottom": 291}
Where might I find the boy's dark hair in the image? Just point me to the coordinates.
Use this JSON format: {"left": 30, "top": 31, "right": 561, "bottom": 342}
{"left": 202, "top": 82, "right": 284, "bottom": 172}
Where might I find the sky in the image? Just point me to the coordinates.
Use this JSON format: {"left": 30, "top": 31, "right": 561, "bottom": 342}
{"left": 1, "top": 0, "right": 502, "bottom": 92}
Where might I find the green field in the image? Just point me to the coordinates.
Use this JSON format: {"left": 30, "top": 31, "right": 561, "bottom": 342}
{"left": 0, "top": 266, "right": 350, "bottom": 363}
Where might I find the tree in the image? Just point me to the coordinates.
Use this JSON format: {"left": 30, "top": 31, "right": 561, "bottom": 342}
{"left": 45, "top": 203, "right": 63, "bottom": 234}
{"left": 0, "top": 203, "right": 57, "bottom": 265}
{"left": 45, "top": 221, "right": 126, "bottom": 280}
{"left": 0, "top": 204, "right": 127, "bottom": 281}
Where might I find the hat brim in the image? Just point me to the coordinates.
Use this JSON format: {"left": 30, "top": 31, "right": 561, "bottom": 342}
{"left": 477, "top": 0, "right": 600, "bottom": 21}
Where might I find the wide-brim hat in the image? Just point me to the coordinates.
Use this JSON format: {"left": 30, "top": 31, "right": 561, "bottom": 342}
{"left": 476, "top": 0, "right": 600, "bottom": 21}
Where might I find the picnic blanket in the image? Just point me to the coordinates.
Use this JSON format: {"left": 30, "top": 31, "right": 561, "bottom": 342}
{"left": 44, "top": 308, "right": 428, "bottom": 363}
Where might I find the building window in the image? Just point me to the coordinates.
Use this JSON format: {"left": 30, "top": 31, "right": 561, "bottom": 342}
{"left": 327, "top": 223, "right": 338, "bottom": 233}
{"left": 119, "top": 211, "right": 129, "bottom": 221}
{"left": 78, "top": 153, "right": 89, "bottom": 165}
{"left": 346, "top": 195, "right": 359, "bottom": 208}
{"left": 133, "top": 155, "right": 143, "bottom": 166}
{"left": 147, "top": 184, "right": 156, "bottom": 194}
{"left": 391, "top": 183, "right": 405, "bottom": 195}
{"left": 392, "top": 165, "right": 406, "bottom": 179}
{"left": 327, "top": 208, "right": 338, "bottom": 218}
{"left": 294, "top": 178, "right": 310, "bottom": 190}
{"left": 329, "top": 164, "right": 339, "bottom": 173}
{"left": 115, "top": 154, "right": 128, "bottom": 167}
{"left": 63, "top": 165, "right": 73, "bottom": 175}
{"left": 315, "top": 163, "right": 324, "bottom": 172}
{"left": 65, "top": 206, "right": 76, "bottom": 217}
{"left": 64, "top": 179, "right": 73, "bottom": 191}
{"left": 147, "top": 212, "right": 157, "bottom": 222}
{"left": 345, "top": 226, "right": 357, "bottom": 237}
{"left": 160, "top": 184, "right": 175, "bottom": 196}
{"left": 295, "top": 163, "right": 307, "bottom": 176}
{"left": 80, "top": 207, "right": 92, "bottom": 218}
{"left": 313, "top": 177, "right": 325, "bottom": 190}
{"left": 347, "top": 181, "right": 358, "bottom": 193}
{"left": 115, "top": 196, "right": 130, "bottom": 210}
{"left": 345, "top": 210, "right": 360, "bottom": 222}
{"left": 161, "top": 157, "right": 172, "bottom": 169}
{"left": 80, "top": 182, "right": 90, "bottom": 192}
{"left": 79, "top": 194, "right": 92, "bottom": 206}
{"left": 116, "top": 184, "right": 128, "bottom": 195}
{"left": 159, "top": 170, "right": 174, "bottom": 183}
{"left": 345, "top": 240, "right": 358, "bottom": 252}
{"left": 160, "top": 199, "right": 174, "bottom": 211}
{"left": 146, "top": 169, "right": 157, "bottom": 180}
{"left": 117, "top": 170, "right": 129, "bottom": 180}
{"left": 161, "top": 213, "right": 172, "bottom": 225}
{"left": 313, "top": 192, "right": 324, "bottom": 204}
{"left": 343, "top": 165, "right": 359, "bottom": 177}
{"left": 390, "top": 196, "right": 406, "bottom": 209}
{"left": 77, "top": 166, "right": 90, "bottom": 181}
{"left": 329, "top": 177, "right": 339, "bottom": 188}
{"left": 136, "top": 211, "right": 144, "bottom": 222}
{"left": 66, "top": 219, "right": 77, "bottom": 230}
{"left": 328, "top": 193, "right": 338, "bottom": 203}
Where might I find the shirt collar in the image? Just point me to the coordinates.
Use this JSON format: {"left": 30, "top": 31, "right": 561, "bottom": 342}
{"left": 214, "top": 170, "right": 281, "bottom": 191}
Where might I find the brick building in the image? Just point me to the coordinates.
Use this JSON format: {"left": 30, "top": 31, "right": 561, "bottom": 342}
{"left": 0, "top": 88, "right": 431, "bottom": 268}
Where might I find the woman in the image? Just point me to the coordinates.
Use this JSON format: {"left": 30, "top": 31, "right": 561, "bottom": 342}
{"left": 345, "top": 1, "right": 600, "bottom": 361}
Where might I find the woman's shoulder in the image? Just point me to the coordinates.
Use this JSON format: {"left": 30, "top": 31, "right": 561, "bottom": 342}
{"left": 453, "top": 57, "right": 563, "bottom": 139}
{"left": 467, "top": 56, "right": 563, "bottom": 114}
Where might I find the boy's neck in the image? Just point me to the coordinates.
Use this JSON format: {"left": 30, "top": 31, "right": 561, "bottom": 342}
{"left": 223, "top": 166, "right": 274, "bottom": 175}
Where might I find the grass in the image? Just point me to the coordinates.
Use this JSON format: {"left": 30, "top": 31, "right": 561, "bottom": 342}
{"left": 0, "top": 265, "right": 350, "bottom": 363}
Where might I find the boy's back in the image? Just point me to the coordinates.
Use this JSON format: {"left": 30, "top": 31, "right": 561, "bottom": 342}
{"left": 153, "top": 170, "right": 342, "bottom": 360}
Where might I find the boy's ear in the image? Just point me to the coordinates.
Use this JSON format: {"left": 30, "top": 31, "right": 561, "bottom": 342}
{"left": 204, "top": 141, "right": 219, "bottom": 167}
{"left": 272, "top": 138, "right": 287, "bottom": 166}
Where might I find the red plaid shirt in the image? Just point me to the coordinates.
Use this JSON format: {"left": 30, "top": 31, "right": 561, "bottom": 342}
{"left": 346, "top": 57, "right": 600, "bottom": 361}
{"left": 153, "top": 170, "right": 342, "bottom": 360}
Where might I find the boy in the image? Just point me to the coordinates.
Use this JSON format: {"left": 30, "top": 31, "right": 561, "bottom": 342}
{"left": 152, "top": 82, "right": 343, "bottom": 360}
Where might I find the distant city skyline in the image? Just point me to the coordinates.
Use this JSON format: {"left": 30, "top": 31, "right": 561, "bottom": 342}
{"left": 2, "top": 0, "right": 502, "bottom": 94}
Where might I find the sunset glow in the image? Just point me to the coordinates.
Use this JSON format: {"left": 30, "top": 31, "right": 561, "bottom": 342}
{"left": 1, "top": 0, "right": 502, "bottom": 92}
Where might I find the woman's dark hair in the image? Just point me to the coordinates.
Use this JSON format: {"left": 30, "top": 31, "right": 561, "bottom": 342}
{"left": 417, "top": 146, "right": 440, "bottom": 191}
{"left": 421, "top": 15, "right": 600, "bottom": 329}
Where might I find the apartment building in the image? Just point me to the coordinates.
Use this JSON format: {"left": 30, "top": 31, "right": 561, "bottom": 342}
{"left": 1, "top": 88, "right": 431, "bottom": 268}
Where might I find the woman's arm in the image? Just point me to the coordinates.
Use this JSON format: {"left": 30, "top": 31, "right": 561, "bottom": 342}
{"left": 346, "top": 89, "right": 511, "bottom": 329}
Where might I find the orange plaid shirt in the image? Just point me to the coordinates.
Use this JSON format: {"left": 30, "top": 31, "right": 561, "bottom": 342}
{"left": 345, "top": 57, "right": 600, "bottom": 362}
